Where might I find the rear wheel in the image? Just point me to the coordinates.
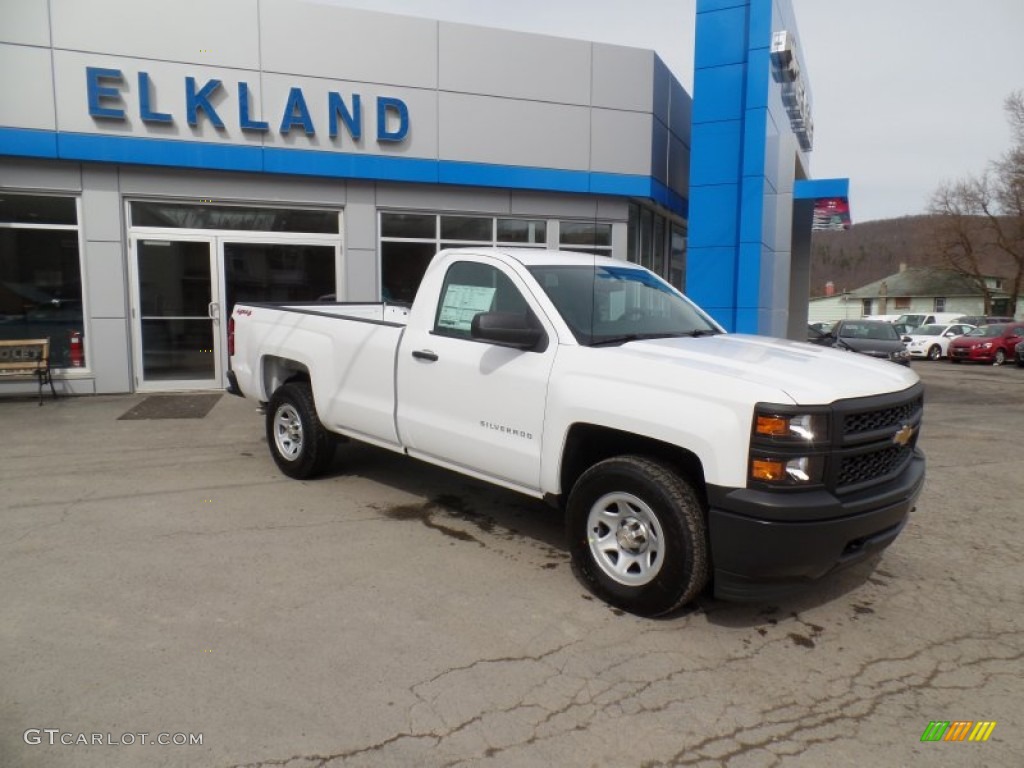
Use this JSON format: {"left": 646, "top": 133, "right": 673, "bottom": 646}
{"left": 566, "top": 456, "right": 709, "bottom": 617}
{"left": 927, "top": 344, "right": 941, "bottom": 361}
{"left": 266, "top": 382, "right": 335, "bottom": 479}
{"left": 994, "top": 349, "right": 1006, "bottom": 366}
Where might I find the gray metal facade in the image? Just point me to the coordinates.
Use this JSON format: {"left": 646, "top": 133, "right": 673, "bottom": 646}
{"left": 0, "top": 0, "right": 691, "bottom": 395}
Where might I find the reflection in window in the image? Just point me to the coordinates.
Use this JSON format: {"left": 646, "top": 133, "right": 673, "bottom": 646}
{"left": 223, "top": 243, "right": 336, "bottom": 312}
{"left": 380, "top": 212, "right": 550, "bottom": 304}
{"left": 0, "top": 199, "right": 83, "bottom": 368}
{"left": 131, "top": 202, "right": 339, "bottom": 234}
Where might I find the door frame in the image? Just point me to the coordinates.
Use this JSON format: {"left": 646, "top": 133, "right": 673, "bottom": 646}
{"left": 128, "top": 234, "right": 221, "bottom": 392}
{"left": 128, "top": 227, "right": 343, "bottom": 391}
{"left": 213, "top": 234, "right": 342, "bottom": 386}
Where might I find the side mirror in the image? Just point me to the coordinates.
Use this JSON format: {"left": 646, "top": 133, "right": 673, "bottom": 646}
{"left": 901, "top": 335, "right": 911, "bottom": 342}
{"left": 471, "top": 312, "right": 544, "bottom": 350}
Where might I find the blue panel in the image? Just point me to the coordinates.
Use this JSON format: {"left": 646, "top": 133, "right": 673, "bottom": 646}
{"left": 734, "top": 306, "right": 760, "bottom": 334}
{"left": 2, "top": 129, "right": 681, "bottom": 213}
{"left": 695, "top": 5, "right": 750, "bottom": 69}
{"left": 744, "top": 47, "right": 770, "bottom": 110}
{"left": 57, "top": 133, "right": 262, "bottom": 171}
{"left": 748, "top": 0, "right": 774, "bottom": 51}
{"left": 264, "top": 147, "right": 440, "bottom": 183}
{"left": 697, "top": 0, "right": 748, "bottom": 11}
{"left": 687, "top": 183, "right": 740, "bottom": 248}
{"left": 692, "top": 63, "right": 746, "bottom": 123}
{"left": 735, "top": 241, "right": 763, "bottom": 309}
{"left": 589, "top": 173, "right": 653, "bottom": 199}
{"left": 686, "top": 245, "right": 738, "bottom": 324}
{"left": 440, "top": 162, "right": 588, "bottom": 194}
{"left": 742, "top": 107, "right": 769, "bottom": 178}
{"left": 0, "top": 127, "right": 58, "bottom": 158}
{"left": 739, "top": 176, "right": 766, "bottom": 244}
{"left": 690, "top": 120, "right": 743, "bottom": 187}
{"left": 795, "top": 178, "right": 850, "bottom": 200}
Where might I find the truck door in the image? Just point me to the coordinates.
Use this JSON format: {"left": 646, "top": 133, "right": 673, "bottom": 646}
{"left": 396, "top": 257, "right": 556, "bottom": 492}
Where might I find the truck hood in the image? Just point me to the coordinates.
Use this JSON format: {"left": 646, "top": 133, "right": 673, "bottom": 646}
{"left": 613, "top": 333, "right": 919, "bottom": 405}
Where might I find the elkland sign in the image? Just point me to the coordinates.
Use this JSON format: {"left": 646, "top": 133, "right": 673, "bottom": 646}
{"left": 85, "top": 67, "right": 411, "bottom": 144}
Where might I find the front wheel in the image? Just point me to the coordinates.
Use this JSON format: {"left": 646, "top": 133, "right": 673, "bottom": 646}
{"left": 266, "top": 382, "right": 335, "bottom": 479}
{"left": 566, "top": 456, "right": 709, "bottom": 617}
{"left": 994, "top": 349, "right": 1006, "bottom": 366}
{"left": 927, "top": 344, "right": 941, "bottom": 361}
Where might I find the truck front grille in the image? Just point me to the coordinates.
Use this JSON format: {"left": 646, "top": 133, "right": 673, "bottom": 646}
{"left": 843, "top": 396, "right": 923, "bottom": 436}
{"left": 838, "top": 445, "right": 914, "bottom": 489}
{"left": 830, "top": 384, "right": 923, "bottom": 494}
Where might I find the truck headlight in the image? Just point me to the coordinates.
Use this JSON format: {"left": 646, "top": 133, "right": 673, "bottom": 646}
{"left": 750, "top": 456, "right": 823, "bottom": 485}
{"left": 753, "top": 411, "right": 827, "bottom": 442}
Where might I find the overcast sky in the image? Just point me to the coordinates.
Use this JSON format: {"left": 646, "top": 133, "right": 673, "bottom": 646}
{"left": 325, "top": 0, "right": 1024, "bottom": 224}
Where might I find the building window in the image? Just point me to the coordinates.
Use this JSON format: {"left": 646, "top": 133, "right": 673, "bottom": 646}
{"left": 861, "top": 299, "right": 872, "bottom": 316}
{"left": 379, "top": 212, "right": 548, "bottom": 303}
{"left": 894, "top": 297, "right": 911, "bottom": 310}
{"left": 0, "top": 194, "right": 84, "bottom": 369}
{"left": 559, "top": 221, "right": 613, "bottom": 256}
{"left": 626, "top": 203, "right": 685, "bottom": 289}
{"left": 933, "top": 297, "right": 946, "bottom": 312}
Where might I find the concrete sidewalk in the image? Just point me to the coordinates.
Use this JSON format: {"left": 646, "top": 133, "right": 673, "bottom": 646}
{"left": 1, "top": 364, "right": 1022, "bottom": 767}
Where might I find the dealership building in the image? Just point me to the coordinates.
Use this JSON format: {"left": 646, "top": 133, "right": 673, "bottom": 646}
{"left": 0, "top": 0, "right": 845, "bottom": 395}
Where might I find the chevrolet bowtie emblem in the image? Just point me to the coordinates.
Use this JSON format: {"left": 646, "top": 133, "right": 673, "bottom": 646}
{"left": 893, "top": 424, "right": 916, "bottom": 447}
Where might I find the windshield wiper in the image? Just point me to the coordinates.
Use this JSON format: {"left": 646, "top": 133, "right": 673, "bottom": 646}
{"left": 589, "top": 331, "right": 715, "bottom": 347}
{"left": 688, "top": 329, "right": 721, "bottom": 337}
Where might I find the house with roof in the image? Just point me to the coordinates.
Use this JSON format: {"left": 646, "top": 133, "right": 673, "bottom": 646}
{"left": 808, "top": 265, "right": 1022, "bottom": 325}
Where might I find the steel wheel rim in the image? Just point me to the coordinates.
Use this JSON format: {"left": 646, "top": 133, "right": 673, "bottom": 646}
{"left": 587, "top": 492, "right": 665, "bottom": 586}
{"left": 995, "top": 350, "right": 1005, "bottom": 365}
{"left": 273, "top": 404, "right": 304, "bottom": 461}
{"left": 929, "top": 345, "right": 940, "bottom": 360}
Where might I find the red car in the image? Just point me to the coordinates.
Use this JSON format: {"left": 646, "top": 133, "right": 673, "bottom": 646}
{"left": 948, "top": 323, "right": 1024, "bottom": 365}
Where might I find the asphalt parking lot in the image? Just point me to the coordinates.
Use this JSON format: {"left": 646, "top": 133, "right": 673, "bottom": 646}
{"left": 1, "top": 361, "right": 1022, "bottom": 768}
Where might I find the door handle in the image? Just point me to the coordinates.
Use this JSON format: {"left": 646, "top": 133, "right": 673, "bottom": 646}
{"left": 208, "top": 301, "right": 220, "bottom": 321}
{"left": 412, "top": 349, "right": 438, "bottom": 362}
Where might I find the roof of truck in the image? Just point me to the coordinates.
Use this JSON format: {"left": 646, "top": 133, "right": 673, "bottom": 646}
{"left": 438, "top": 246, "right": 625, "bottom": 269}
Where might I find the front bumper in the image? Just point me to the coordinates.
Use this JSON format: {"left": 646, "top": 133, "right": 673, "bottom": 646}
{"left": 707, "top": 449, "right": 925, "bottom": 601}
{"left": 950, "top": 347, "right": 993, "bottom": 362}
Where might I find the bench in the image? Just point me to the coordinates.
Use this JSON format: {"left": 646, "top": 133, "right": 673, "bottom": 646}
{"left": 0, "top": 338, "right": 57, "bottom": 405}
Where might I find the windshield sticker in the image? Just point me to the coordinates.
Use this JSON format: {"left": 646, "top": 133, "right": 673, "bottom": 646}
{"left": 437, "top": 284, "right": 496, "bottom": 332}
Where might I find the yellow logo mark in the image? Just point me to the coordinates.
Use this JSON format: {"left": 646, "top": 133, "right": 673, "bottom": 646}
{"left": 892, "top": 423, "right": 916, "bottom": 447}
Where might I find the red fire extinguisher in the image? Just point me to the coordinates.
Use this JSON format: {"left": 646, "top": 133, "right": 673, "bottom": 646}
{"left": 68, "top": 330, "right": 84, "bottom": 367}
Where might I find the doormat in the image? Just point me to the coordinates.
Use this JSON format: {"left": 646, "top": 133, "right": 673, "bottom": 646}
{"left": 118, "top": 394, "right": 223, "bottom": 420}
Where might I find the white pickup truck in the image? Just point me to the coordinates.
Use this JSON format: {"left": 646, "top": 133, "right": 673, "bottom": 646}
{"left": 228, "top": 247, "right": 925, "bottom": 616}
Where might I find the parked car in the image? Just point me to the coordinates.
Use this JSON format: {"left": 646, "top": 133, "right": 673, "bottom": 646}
{"left": 809, "top": 319, "right": 911, "bottom": 365}
{"left": 953, "top": 315, "right": 1015, "bottom": 327}
{"left": 894, "top": 312, "right": 964, "bottom": 334}
{"left": 901, "top": 323, "right": 975, "bottom": 360}
{"left": 948, "top": 323, "right": 1024, "bottom": 365}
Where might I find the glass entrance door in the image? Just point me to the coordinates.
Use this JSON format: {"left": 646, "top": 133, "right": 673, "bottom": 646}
{"left": 131, "top": 237, "right": 220, "bottom": 390}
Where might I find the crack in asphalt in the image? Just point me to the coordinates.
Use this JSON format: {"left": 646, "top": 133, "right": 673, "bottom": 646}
{"left": 221, "top": 628, "right": 1021, "bottom": 768}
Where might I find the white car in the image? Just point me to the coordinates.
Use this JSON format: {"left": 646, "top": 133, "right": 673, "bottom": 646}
{"left": 902, "top": 323, "right": 975, "bottom": 360}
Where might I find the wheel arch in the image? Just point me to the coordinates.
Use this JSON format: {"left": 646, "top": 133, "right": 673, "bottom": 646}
{"left": 261, "top": 355, "right": 310, "bottom": 400}
{"left": 559, "top": 423, "right": 707, "bottom": 507}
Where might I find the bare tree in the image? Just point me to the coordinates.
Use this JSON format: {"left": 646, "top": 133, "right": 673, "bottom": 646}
{"left": 930, "top": 91, "right": 1024, "bottom": 316}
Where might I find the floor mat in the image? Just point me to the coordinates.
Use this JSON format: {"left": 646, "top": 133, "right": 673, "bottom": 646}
{"left": 118, "top": 394, "right": 223, "bottom": 420}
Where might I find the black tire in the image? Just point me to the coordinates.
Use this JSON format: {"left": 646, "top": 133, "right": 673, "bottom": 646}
{"left": 266, "top": 381, "right": 335, "bottom": 479}
{"left": 994, "top": 349, "right": 1006, "bottom": 366}
{"left": 927, "top": 345, "right": 941, "bottom": 361}
{"left": 566, "top": 455, "right": 709, "bottom": 617}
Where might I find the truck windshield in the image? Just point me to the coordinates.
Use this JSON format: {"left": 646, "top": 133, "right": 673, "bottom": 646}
{"left": 527, "top": 264, "right": 721, "bottom": 346}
